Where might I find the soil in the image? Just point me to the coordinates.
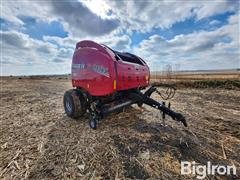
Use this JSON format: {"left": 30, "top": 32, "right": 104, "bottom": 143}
{"left": 0, "top": 77, "right": 239, "bottom": 179}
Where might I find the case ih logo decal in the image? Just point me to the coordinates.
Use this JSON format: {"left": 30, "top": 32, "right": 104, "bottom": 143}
{"left": 72, "top": 63, "right": 109, "bottom": 77}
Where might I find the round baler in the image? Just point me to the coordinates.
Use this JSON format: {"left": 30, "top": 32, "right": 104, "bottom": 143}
{"left": 64, "top": 40, "right": 187, "bottom": 129}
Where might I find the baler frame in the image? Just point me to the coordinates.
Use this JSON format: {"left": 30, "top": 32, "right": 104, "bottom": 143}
{"left": 64, "top": 85, "right": 187, "bottom": 129}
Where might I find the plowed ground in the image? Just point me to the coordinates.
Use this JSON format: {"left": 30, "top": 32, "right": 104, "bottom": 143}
{"left": 0, "top": 77, "right": 239, "bottom": 179}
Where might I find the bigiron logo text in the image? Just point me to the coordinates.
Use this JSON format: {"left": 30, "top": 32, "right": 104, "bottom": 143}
{"left": 181, "top": 161, "right": 237, "bottom": 179}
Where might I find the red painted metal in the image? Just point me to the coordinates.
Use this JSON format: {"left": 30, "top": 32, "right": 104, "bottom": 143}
{"left": 72, "top": 40, "right": 150, "bottom": 96}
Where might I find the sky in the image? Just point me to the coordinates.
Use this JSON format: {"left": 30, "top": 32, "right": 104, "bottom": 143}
{"left": 0, "top": 0, "right": 239, "bottom": 75}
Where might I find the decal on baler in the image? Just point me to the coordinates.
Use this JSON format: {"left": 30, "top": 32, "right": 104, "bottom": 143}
{"left": 72, "top": 63, "right": 109, "bottom": 77}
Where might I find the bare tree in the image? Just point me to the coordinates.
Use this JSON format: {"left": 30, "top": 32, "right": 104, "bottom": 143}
{"left": 165, "top": 64, "right": 172, "bottom": 81}
{"left": 174, "top": 63, "right": 181, "bottom": 82}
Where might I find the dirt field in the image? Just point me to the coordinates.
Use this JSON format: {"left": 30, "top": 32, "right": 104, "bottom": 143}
{"left": 0, "top": 77, "right": 239, "bottom": 179}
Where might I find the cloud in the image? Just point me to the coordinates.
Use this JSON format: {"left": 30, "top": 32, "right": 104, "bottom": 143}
{"left": 1, "top": 1, "right": 52, "bottom": 26}
{"left": 49, "top": 1, "right": 119, "bottom": 37}
{"left": 194, "top": 0, "right": 236, "bottom": 20}
{"left": 1, "top": 30, "right": 74, "bottom": 75}
{"left": 2, "top": 0, "right": 236, "bottom": 37}
{"left": 1, "top": 30, "right": 28, "bottom": 49}
{"left": 107, "top": 0, "right": 237, "bottom": 32}
{"left": 1, "top": 0, "right": 239, "bottom": 75}
{"left": 209, "top": 20, "right": 221, "bottom": 26}
{"left": 1, "top": 0, "right": 119, "bottom": 38}
{"left": 133, "top": 14, "right": 240, "bottom": 70}
{"left": 96, "top": 34, "right": 131, "bottom": 51}
{"left": 43, "top": 35, "right": 77, "bottom": 48}
{"left": 0, "top": 31, "right": 73, "bottom": 66}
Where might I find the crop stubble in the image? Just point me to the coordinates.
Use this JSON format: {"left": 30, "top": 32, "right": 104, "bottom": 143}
{"left": 0, "top": 77, "right": 239, "bottom": 179}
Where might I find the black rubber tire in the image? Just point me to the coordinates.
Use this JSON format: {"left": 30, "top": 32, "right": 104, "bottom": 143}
{"left": 63, "top": 89, "right": 86, "bottom": 118}
{"left": 89, "top": 117, "right": 97, "bottom": 130}
{"left": 137, "top": 102, "right": 143, "bottom": 107}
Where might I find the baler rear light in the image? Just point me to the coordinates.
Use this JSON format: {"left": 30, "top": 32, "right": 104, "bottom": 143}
{"left": 113, "top": 80, "right": 116, "bottom": 90}
{"left": 145, "top": 75, "right": 149, "bottom": 81}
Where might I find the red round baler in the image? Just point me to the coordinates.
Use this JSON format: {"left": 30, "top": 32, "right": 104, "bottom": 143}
{"left": 72, "top": 40, "right": 150, "bottom": 96}
{"left": 64, "top": 40, "right": 187, "bottom": 129}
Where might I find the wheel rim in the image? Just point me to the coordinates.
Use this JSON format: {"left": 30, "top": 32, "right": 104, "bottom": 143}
{"left": 65, "top": 97, "right": 72, "bottom": 113}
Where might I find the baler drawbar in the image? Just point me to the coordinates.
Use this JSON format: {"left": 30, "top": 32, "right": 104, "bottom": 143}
{"left": 63, "top": 40, "right": 187, "bottom": 129}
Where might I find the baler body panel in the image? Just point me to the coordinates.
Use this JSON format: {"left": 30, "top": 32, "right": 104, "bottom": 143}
{"left": 116, "top": 61, "right": 149, "bottom": 91}
{"left": 72, "top": 44, "right": 116, "bottom": 96}
{"left": 72, "top": 40, "right": 149, "bottom": 96}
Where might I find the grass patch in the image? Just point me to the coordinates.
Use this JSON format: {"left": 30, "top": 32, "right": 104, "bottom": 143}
{"left": 152, "top": 80, "right": 240, "bottom": 89}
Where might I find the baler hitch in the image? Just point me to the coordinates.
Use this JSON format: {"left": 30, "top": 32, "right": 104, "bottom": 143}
{"left": 88, "top": 86, "right": 187, "bottom": 129}
{"left": 129, "top": 86, "right": 187, "bottom": 127}
{"left": 142, "top": 91, "right": 187, "bottom": 127}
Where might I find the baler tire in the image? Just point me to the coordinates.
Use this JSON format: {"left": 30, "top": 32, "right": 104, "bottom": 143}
{"left": 63, "top": 89, "right": 85, "bottom": 119}
{"left": 89, "top": 111, "right": 99, "bottom": 130}
{"left": 137, "top": 102, "right": 143, "bottom": 107}
{"left": 89, "top": 118, "right": 97, "bottom": 130}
